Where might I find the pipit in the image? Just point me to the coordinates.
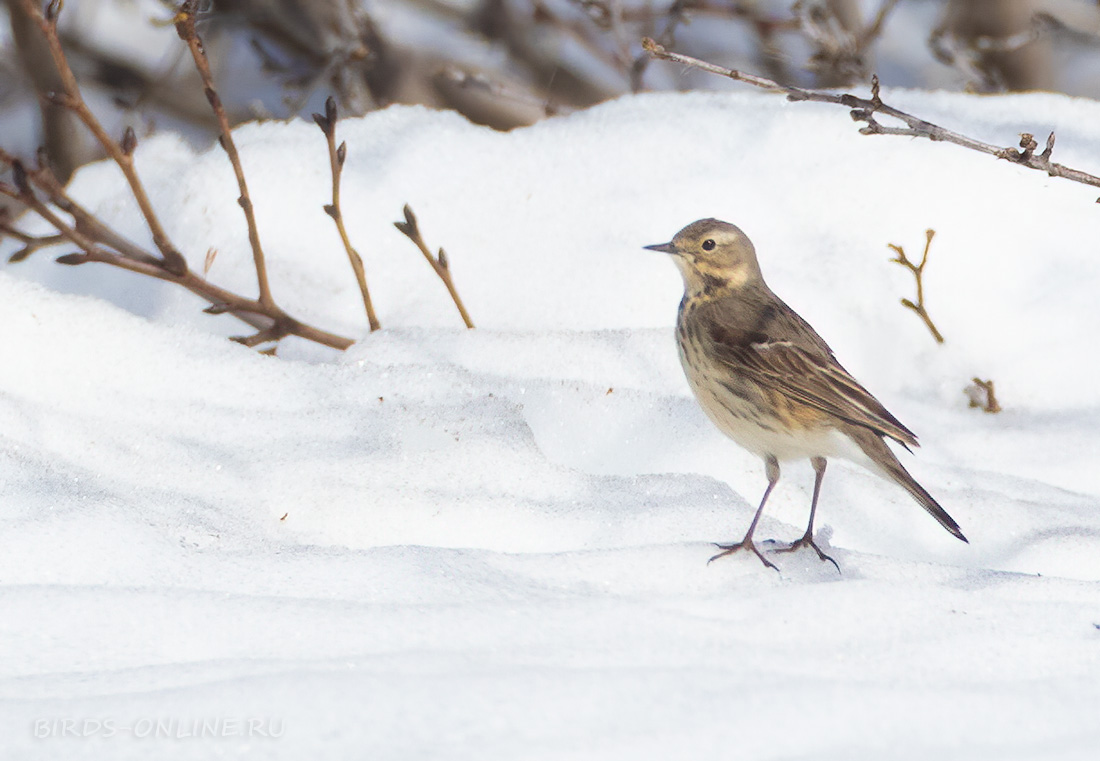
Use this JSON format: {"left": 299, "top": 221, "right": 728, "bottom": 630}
{"left": 646, "top": 219, "right": 967, "bottom": 571}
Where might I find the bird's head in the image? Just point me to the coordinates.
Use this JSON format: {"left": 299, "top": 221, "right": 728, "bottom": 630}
{"left": 645, "top": 218, "right": 764, "bottom": 297}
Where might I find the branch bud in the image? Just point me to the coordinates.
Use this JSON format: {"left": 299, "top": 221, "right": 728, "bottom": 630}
{"left": 121, "top": 126, "right": 138, "bottom": 156}
{"left": 394, "top": 204, "right": 419, "bottom": 239}
{"left": 325, "top": 96, "right": 338, "bottom": 128}
{"left": 1041, "top": 132, "right": 1055, "bottom": 161}
{"left": 11, "top": 161, "right": 29, "bottom": 194}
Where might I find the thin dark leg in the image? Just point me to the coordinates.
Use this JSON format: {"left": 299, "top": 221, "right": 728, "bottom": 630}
{"left": 774, "top": 456, "right": 840, "bottom": 572}
{"left": 709, "top": 455, "right": 780, "bottom": 571}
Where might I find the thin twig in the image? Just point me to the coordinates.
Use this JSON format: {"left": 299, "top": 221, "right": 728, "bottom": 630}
{"left": 888, "top": 229, "right": 944, "bottom": 344}
{"left": 965, "top": 378, "right": 1002, "bottom": 413}
{"left": 0, "top": 207, "right": 65, "bottom": 262}
{"left": 313, "top": 96, "right": 381, "bottom": 332}
{"left": 642, "top": 38, "right": 1100, "bottom": 192}
{"left": 629, "top": 0, "right": 693, "bottom": 91}
{"left": 173, "top": 1, "right": 274, "bottom": 309}
{"left": 1, "top": 146, "right": 163, "bottom": 267}
{"left": 0, "top": 5, "right": 357, "bottom": 351}
{"left": 15, "top": 0, "right": 188, "bottom": 274}
{"left": 394, "top": 205, "right": 474, "bottom": 329}
{"left": 1, "top": 228, "right": 66, "bottom": 263}
{"left": 0, "top": 165, "right": 354, "bottom": 350}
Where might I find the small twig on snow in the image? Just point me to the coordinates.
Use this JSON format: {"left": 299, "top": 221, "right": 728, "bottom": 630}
{"left": 394, "top": 205, "right": 474, "bottom": 328}
{"left": 965, "top": 377, "right": 1002, "bottom": 413}
{"left": 641, "top": 38, "right": 1100, "bottom": 194}
{"left": 313, "top": 96, "right": 381, "bottom": 332}
{"left": 888, "top": 229, "right": 945, "bottom": 345}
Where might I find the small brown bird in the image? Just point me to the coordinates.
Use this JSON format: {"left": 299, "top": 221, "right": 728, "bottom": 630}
{"left": 646, "top": 219, "right": 967, "bottom": 570}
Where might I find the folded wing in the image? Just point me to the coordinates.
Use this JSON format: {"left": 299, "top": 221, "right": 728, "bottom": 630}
{"left": 714, "top": 338, "right": 920, "bottom": 449}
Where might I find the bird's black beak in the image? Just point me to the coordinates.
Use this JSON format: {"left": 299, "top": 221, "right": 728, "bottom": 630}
{"left": 644, "top": 241, "right": 678, "bottom": 254}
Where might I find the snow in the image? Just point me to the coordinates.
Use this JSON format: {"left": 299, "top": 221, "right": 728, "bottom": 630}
{"left": 3, "top": 87, "right": 1100, "bottom": 759}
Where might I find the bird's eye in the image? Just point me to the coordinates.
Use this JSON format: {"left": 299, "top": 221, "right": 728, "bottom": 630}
{"left": 702, "top": 239, "right": 716, "bottom": 251}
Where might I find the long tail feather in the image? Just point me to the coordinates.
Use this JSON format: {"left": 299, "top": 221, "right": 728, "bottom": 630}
{"left": 850, "top": 429, "right": 968, "bottom": 543}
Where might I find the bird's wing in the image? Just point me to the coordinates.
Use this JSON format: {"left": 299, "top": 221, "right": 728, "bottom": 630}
{"left": 714, "top": 338, "right": 920, "bottom": 449}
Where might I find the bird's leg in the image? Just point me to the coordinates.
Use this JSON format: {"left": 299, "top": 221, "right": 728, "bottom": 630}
{"left": 774, "top": 456, "right": 840, "bottom": 572}
{"left": 710, "top": 455, "right": 780, "bottom": 571}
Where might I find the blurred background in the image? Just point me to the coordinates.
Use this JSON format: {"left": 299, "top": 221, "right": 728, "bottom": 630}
{"left": 3, "top": 0, "right": 1100, "bottom": 201}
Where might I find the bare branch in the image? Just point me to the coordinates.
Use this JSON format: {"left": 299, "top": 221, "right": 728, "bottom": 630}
{"left": 0, "top": 214, "right": 65, "bottom": 263}
{"left": 0, "top": 146, "right": 163, "bottom": 267}
{"left": 888, "top": 229, "right": 945, "bottom": 345}
{"left": 394, "top": 205, "right": 474, "bottom": 329}
{"left": 313, "top": 96, "right": 381, "bottom": 332}
{"left": 173, "top": 1, "right": 275, "bottom": 308}
{"left": 13, "top": 0, "right": 188, "bottom": 274}
{"left": 0, "top": 3, "right": 361, "bottom": 352}
{"left": 629, "top": 0, "right": 698, "bottom": 91}
{"left": 0, "top": 159, "right": 354, "bottom": 351}
{"left": 230, "top": 324, "right": 290, "bottom": 348}
{"left": 642, "top": 38, "right": 1100, "bottom": 192}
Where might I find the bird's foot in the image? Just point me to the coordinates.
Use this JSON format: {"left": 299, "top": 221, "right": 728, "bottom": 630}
{"left": 708, "top": 539, "right": 778, "bottom": 572}
{"left": 773, "top": 533, "right": 840, "bottom": 572}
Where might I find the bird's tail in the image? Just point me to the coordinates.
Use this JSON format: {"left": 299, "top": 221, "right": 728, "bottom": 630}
{"left": 850, "top": 429, "right": 968, "bottom": 543}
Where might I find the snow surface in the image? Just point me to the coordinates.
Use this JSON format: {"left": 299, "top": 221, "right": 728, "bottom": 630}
{"left": 2, "top": 88, "right": 1100, "bottom": 759}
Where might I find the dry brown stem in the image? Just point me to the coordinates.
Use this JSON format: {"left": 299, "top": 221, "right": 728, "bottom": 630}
{"left": 173, "top": 1, "right": 274, "bottom": 308}
{"left": 0, "top": 5, "right": 356, "bottom": 351}
{"left": 394, "top": 205, "right": 474, "bottom": 329}
{"left": 966, "top": 377, "right": 1002, "bottom": 413}
{"left": 0, "top": 160, "right": 354, "bottom": 350}
{"left": 642, "top": 38, "right": 1100, "bottom": 192}
{"left": 313, "top": 96, "right": 381, "bottom": 332}
{"left": 15, "top": 0, "right": 188, "bottom": 274}
{"left": 1, "top": 207, "right": 65, "bottom": 262}
{"left": 888, "top": 229, "right": 945, "bottom": 345}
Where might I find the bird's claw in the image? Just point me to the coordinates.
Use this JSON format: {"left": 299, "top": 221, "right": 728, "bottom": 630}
{"left": 773, "top": 535, "right": 840, "bottom": 572}
{"left": 708, "top": 540, "right": 779, "bottom": 572}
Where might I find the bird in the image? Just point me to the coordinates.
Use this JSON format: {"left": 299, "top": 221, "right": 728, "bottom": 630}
{"left": 645, "top": 218, "right": 967, "bottom": 570}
